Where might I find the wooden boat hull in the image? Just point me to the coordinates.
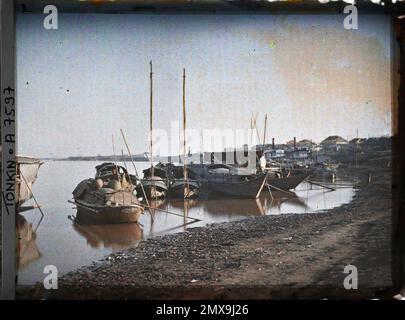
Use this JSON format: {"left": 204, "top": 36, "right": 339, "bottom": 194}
{"left": 168, "top": 180, "right": 200, "bottom": 199}
{"left": 138, "top": 186, "right": 167, "bottom": 199}
{"left": 15, "top": 156, "right": 43, "bottom": 210}
{"left": 267, "top": 172, "right": 309, "bottom": 191}
{"left": 74, "top": 201, "right": 143, "bottom": 225}
{"left": 72, "top": 164, "right": 144, "bottom": 224}
{"left": 204, "top": 173, "right": 267, "bottom": 199}
{"left": 136, "top": 179, "right": 168, "bottom": 199}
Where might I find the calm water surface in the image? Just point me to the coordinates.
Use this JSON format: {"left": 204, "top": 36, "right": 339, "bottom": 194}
{"left": 17, "top": 160, "right": 355, "bottom": 285}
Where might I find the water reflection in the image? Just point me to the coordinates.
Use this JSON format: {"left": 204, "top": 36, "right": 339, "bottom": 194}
{"left": 16, "top": 214, "right": 42, "bottom": 269}
{"left": 70, "top": 181, "right": 354, "bottom": 244}
{"left": 72, "top": 222, "right": 143, "bottom": 252}
{"left": 168, "top": 199, "right": 199, "bottom": 210}
{"left": 202, "top": 197, "right": 266, "bottom": 216}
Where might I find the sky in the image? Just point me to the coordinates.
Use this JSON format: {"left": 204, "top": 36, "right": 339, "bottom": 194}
{"left": 16, "top": 14, "right": 392, "bottom": 158}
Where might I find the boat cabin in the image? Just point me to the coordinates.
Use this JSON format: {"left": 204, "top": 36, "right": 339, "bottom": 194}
{"left": 95, "top": 162, "right": 128, "bottom": 181}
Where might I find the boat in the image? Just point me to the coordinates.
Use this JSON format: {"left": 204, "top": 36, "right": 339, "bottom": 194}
{"left": 188, "top": 163, "right": 256, "bottom": 181}
{"left": 168, "top": 179, "right": 200, "bottom": 199}
{"left": 136, "top": 163, "right": 171, "bottom": 200}
{"left": 189, "top": 162, "right": 308, "bottom": 194}
{"left": 260, "top": 154, "right": 311, "bottom": 191}
{"left": 71, "top": 163, "right": 144, "bottom": 224}
{"left": 140, "top": 163, "right": 201, "bottom": 199}
{"left": 203, "top": 172, "right": 268, "bottom": 199}
{"left": 314, "top": 161, "right": 340, "bottom": 173}
{"left": 266, "top": 170, "right": 309, "bottom": 191}
{"left": 15, "top": 156, "right": 43, "bottom": 211}
{"left": 136, "top": 175, "right": 168, "bottom": 200}
{"left": 187, "top": 163, "right": 263, "bottom": 198}
{"left": 141, "top": 162, "right": 179, "bottom": 179}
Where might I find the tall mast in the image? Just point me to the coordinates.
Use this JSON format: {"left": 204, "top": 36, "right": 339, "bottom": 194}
{"left": 250, "top": 117, "right": 253, "bottom": 148}
{"left": 149, "top": 61, "right": 154, "bottom": 178}
{"left": 263, "top": 113, "right": 268, "bottom": 145}
{"left": 183, "top": 68, "right": 189, "bottom": 198}
{"left": 355, "top": 128, "right": 359, "bottom": 168}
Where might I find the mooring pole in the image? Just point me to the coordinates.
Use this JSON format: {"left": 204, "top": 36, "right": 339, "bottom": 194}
{"left": 149, "top": 61, "right": 156, "bottom": 203}
{"left": 182, "top": 68, "right": 189, "bottom": 199}
{"left": 120, "top": 128, "right": 153, "bottom": 221}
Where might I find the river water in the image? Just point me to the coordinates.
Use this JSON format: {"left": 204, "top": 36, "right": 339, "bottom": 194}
{"left": 17, "top": 160, "right": 355, "bottom": 285}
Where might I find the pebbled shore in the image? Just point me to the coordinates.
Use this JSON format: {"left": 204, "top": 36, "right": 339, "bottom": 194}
{"left": 18, "top": 163, "right": 393, "bottom": 299}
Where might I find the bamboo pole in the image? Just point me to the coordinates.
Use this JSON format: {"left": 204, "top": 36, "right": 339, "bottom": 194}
{"left": 150, "top": 61, "right": 154, "bottom": 178}
{"left": 112, "top": 134, "right": 125, "bottom": 204}
{"left": 182, "top": 68, "right": 189, "bottom": 199}
{"left": 250, "top": 112, "right": 265, "bottom": 170}
{"left": 252, "top": 112, "right": 262, "bottom": 145}
{"left": 149, "top": 61, "right": 156, "bottom": 202}
{"left": 121, "top": 149, "right": 133, "bottom": 204}
{"left": 267, "top": 182, "right": 297, "bottom": 196}
{"left": 20, "top": 171, "right": 44, "bottom": 217}
{"left": 267, "top": 183, "right": 273, "bottom": 201}
{"left": 121, "top": 149, "right": 129, "bottom": 180}
{"left": 250, "top": 117, "right": 253, "bottom": 148}
{"left": 112, "top": 134, "right": 119, "bottom": 178}
{"left": 120, "top": 128, "right": 153, "bottom": 220}
{"left": 355, "top": 128, "right": 358, "bottom": 168}
{"left": 183, "top": 200, "right": 189, "bottom": 230}
{"left": 307, "top": 180, "right": 336, "bottom": 191}
{"left": 150, "top": 219, "right": 200, "bottom": 237}
{"left": 141, "top": 203, "right": 201, "bottom": 222}
{"left": 255, "top": 172, "right": 269, "bottom": 198}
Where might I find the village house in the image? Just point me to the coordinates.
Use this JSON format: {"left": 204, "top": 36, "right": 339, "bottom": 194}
{"left": 321, "top": 135, "right": 349, "bottom": 152}
{"left": 297, "top": 139, "right": 320, "bottom": 149}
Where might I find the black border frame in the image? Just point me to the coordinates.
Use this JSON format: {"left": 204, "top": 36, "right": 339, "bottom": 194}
{"left": 1, "top": 0, "right": 15, "bottom": 300}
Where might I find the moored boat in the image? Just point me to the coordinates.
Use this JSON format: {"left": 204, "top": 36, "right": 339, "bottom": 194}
{"left": 168, "top": 179, "right": 200, "bottom": 199}
{"left": 204, "top": 172, "right": 268, "bottom": 199}
{"left": 71, "top": 163, "right": 144, "bottom": 224}
{"left": 266, "top": 171, "right": 309, "bottom": 191}
{"left": 136, "top": 176, "right": 168, "bottom": 200}
{"left": 15, "top": 156, "right": 43, "bottom": 211}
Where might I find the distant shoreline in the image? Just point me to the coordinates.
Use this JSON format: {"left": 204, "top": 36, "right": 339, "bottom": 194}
{"left": 49, "top": 157, "right": 148, "bottom": 162}
{"left": 41, "top": 156, "right": 150, "bottom": 162}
